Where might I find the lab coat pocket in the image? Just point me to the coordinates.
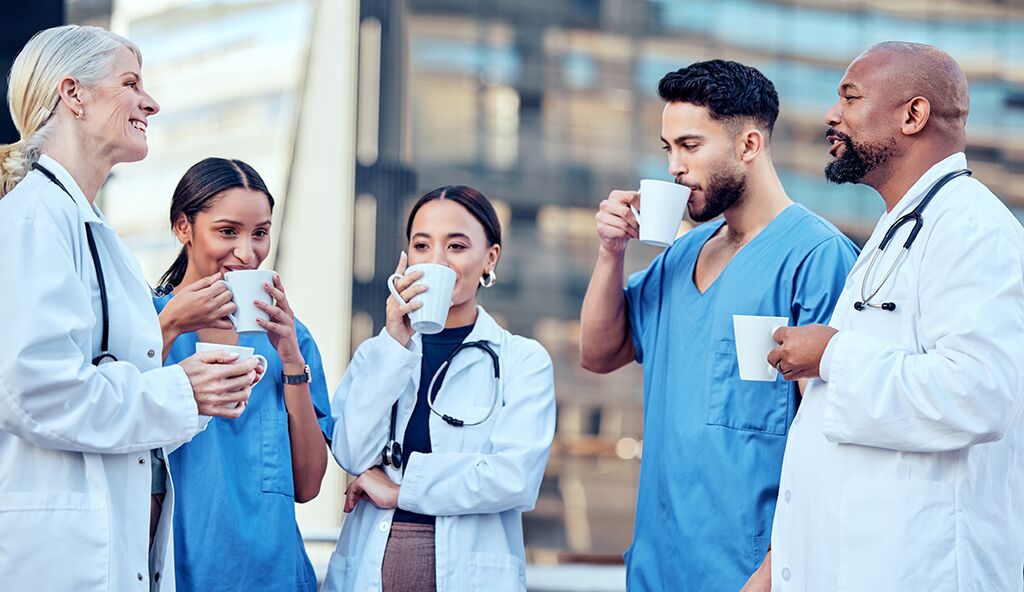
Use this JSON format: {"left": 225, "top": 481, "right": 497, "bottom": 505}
{"left": 321, "top": 553, "right": 357, "bottom": 592}
{"left": 707, "top": 339, "right": 790, "bottom": 435}
{"left": 838, "top": 480, "right": 957, "bottom": 592}
{"left": 0, "top": 492, "right": 108, "bottom": 591}
{"left": 260, "top": 408, "right": 294, "bottom": 497}
{"left": 467, "top": 551, "right": 525, "bottom": 592}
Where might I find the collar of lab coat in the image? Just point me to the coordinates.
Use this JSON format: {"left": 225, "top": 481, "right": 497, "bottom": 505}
{"left": 35, "top": 154, "right": 108, "bottom": 228}
{"left": 884, "top": 151, "right": 968, "bottom": 222}
{"left": 410, "top": 305, "right": 503, "bottom": 352}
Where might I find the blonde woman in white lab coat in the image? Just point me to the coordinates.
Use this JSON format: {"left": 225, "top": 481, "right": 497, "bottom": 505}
{"left": 0, "top": 26, "right": 260, "bottom": 591}
{"left": 325, "top": 185, "right": 557, "bottom": 592}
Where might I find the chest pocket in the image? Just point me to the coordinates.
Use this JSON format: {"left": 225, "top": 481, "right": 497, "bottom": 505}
{"left": 260, "top": 408, "right": 294, "bottom": 497}
{"left": 706, "top": 339, "right": 791, "bottom": 435}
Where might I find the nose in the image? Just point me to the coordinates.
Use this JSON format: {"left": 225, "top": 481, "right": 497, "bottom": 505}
{"left": 825, "top": 101, "right": 841, "bottom": 128}
{"left": 668, "top": 150, "right": 688, "bottom": 181}
{"left": 234, "top": 238, "right": 257, "bottom": 266}
{"left": 141, "top": 90, "right": 159, "bottom": 116}
{"left": 429, "top": 250, "right": 448, "bottom": 266}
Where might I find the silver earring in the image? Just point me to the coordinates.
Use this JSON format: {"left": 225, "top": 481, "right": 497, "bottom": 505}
{"left": 76, "top": 109, "right": 83, "bottom": 119}
{"left": 479, "top": 270, "right": 496, "bottom": 288}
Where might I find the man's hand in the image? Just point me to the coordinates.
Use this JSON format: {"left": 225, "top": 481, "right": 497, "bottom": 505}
{"left": 767, "top": 324, "right": 838, "bottom": 381}
{"left": 740, "top": 549, "right": 771, "bottom": 592}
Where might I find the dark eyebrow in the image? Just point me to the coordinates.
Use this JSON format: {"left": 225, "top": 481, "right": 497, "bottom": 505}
{"left": 661, "top": 134, "right": 705, "bottom": 145}
{"left": 411, "top": 232, "right": 472, "bottom": 241}
{"left": 212, "top": 218, "right": 272, "bottom": 227}
{"left": 840, "top": 82, "right": 861, "bottom": 93}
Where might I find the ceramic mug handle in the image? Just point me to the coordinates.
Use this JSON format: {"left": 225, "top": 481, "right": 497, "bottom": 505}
{"left": 215, "top": 280, "right": 239, "bottom": 329}
{"left": 387, "top": 273, "right": 408, "bottom": 306}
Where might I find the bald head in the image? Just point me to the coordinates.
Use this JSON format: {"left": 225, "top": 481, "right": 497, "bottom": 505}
{"left": 857, "top": 42, "right": 970, "bottom": 141}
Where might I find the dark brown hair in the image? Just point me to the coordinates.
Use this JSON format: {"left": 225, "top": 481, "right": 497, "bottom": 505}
{"left": 405, "top": 185, "right": 501, "bottom": 246}
{"left": 157, "top": 157, "right": 274, "bottom": 291}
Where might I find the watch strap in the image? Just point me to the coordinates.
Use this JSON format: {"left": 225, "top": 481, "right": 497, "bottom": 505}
{"left": 282, "top": 365, "right": 311, "bottom": 384}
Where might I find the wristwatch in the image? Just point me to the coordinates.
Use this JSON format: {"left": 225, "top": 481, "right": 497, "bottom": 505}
{"left": 282, "top": 365, "right": 311, "bottom": 385}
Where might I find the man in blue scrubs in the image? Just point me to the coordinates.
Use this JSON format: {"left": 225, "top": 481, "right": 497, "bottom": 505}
{"left": 579, "top": 60, "right": 858, "bottom": 591}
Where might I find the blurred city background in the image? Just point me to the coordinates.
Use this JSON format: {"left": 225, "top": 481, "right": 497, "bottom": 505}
{"left": 4, "top": 0, "right": 1023, "bottom": 589}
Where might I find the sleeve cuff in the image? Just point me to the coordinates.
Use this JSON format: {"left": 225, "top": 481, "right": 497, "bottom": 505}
{"left": 819, "top": 330, "right": 843, "bottom": 383}
{"left": 396, "top": 452, "right": 424, "bottom": 512}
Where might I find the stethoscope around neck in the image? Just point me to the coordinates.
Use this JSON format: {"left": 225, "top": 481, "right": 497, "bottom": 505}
{"left": 854, "top": 168, "right": 971, "bottom": 312}
{"left": 33, "top": 162, "right": 118, "bottom": 365}
{"left": 381, "top": 339, "right": 502, "bottom": 470}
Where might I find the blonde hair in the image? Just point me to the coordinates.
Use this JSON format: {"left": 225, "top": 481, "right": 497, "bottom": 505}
{"left": 0, "top": 25, "right": 142, "bottom": 197}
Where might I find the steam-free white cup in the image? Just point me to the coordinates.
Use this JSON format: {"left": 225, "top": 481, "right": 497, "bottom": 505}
{"left": 630, "top": 179, "right": 691, "bottom": 248}
{"left": 195, "top": 342, "right": 268, "bottom": 407}
{"left": 217, "top": 269, "right": 278, "bottom": 333}
{"left": 387, "top": 263, "right": 457, "bottom": 335}
{"left": 733, "top": 315, "right": 789, "bottom": 382}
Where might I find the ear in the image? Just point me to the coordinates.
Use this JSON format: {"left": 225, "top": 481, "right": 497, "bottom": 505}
{"left": 736, "top": 127, "right": 766, "bottom": 163}
{"left": 901, "top": 96, "right": 930, "bottom": 136}
{"left": 486, "top": 243, "right": 501, "bottom": 272}
{"left": 171, "top": 212, "right": 193, "bottom": 246}
{"left": 56, "top": 76, "right": 85, "bottom": 117}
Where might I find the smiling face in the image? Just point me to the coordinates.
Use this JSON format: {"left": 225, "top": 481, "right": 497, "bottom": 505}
{"left": 407, "top": 199, "right": 500, "bottom": 313}
{"left": 824, "top": 51, "right": 902, "bottom": 186}
{"left": 78, "top": 45, "right": 159, "bottom": 164}
{"left": 661, "top": 101, "right": 747, "bottom": 222}
{"left": 174, "top": 187, "right": 273, "bottom": 277}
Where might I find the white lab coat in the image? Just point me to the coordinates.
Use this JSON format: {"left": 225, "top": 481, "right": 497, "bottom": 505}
{"left": 771, "top": 153, "right": 1024, "bottom": 591}
{"left": 324, "top": 307, "right": 556, "bottom": 592}
{"left": 0, "top": 155, "right": 206, "bottom": 591}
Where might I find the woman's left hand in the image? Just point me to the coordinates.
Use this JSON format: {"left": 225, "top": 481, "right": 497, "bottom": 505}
{"left": 344, "top": 467, "right": 400, "bottom": 512}
{"left": 254, "top": 274, "right": 304, "bottom": 366}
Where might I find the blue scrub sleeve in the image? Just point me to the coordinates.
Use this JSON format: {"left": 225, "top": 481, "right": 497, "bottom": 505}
{"left": 791, "top": 235, "right": 859, "bottom": 326}
{"left": 624, "top": 252, "right": 668, "bottom": 364}
{"left": 295, "top": 318, "right": 334, "bottom": 443}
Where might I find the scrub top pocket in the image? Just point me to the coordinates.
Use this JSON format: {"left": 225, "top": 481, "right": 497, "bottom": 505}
{"left": 260, "top": 408, "right": 294, "bottom": 496}
{"left": 706, "top": 339, "right": 791, "bottom": 435}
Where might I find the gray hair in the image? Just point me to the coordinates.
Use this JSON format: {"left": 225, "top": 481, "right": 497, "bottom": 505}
{"left": 0, "top": 25, "right": 142, "bottom": 197}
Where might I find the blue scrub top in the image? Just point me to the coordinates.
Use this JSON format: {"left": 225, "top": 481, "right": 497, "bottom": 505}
{"left": 623, "top": 205, "right": 857, "bottom": 591}
{"left": 154, "top": 294, "right": 333, "bottom": 592}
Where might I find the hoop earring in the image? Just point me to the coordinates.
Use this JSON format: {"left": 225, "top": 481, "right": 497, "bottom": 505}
{"left": 479, "top": 270, "right": 496, "bottom": 288}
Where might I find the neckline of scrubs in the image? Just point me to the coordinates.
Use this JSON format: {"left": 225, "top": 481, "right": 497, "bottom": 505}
{"left": 687, "top": 203, "right": 802, "bottom": 299}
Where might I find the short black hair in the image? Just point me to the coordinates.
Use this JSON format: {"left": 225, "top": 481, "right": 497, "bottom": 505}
{"left": 658, "top": 59, "right": 779, "bottom": 136}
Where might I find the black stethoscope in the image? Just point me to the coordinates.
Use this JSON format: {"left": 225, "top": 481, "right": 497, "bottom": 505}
{"left": 854, "top": 168, "right": 971, "bottom": 312}
{"left": 33, "top": 162, "right": 117, "bottom": 365}
{"left": 381, "top": 340, "right": 501, "bottom": 469}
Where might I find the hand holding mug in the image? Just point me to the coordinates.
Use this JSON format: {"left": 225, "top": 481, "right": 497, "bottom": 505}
{"left": 158, "top": 273, "right": 236, "bottom": 337}
{"left": 253, "top": 274, "right": 304, "bottom": 366}
{"left": 385, "top": 252, "right": 426, "bottom": 346}
{"left": 595, "top": 190, "right": 640, "bottom": 255}
{"left": 179, "top": 350, "right": 261, "bottom": 418}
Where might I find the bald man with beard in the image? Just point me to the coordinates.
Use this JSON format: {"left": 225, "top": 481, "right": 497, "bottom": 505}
{"left": 765, "top": 42, "right": 1024, "bottom": 591}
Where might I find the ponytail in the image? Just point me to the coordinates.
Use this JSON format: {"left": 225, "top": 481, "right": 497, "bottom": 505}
{"left": 156, "top": 246, "right": 189, "bottom": 295}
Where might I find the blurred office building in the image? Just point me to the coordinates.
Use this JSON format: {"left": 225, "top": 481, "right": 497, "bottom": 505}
{"left": 47, "top": 0, "right": 1024, "bottom": 577}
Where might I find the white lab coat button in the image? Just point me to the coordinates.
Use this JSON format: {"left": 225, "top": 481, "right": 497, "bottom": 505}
{"left": 147, "top": 349, "right": 156, "bottom": 358}
{"left": 137, "top": 572, "right": 144, "bottom": 582}
{"left": 784, "top": 489, "right": 791, "bottom": 503}
{"left": 138, "top": 457, "right": 146, "bottom": 466}
{"left": 782, "top": 567, "right": 791, "bottom": 581}
{"left": 378, "top": 520, "right": 390, "bottom": 532}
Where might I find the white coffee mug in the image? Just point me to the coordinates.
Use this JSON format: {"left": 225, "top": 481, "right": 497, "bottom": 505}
{"left": 631, "top": 179, "right": 691, "bottom": 248}
{"left": 217, "top": 269, "right": 278, "bottom": 333}
{"left": 195, "top": 342, "right": 268, "bottom": 407}
{"left": 733, "top": 315, "right": 789, "bottom": 382}
{"left": 387, "top": 263, "right": 457, "bottom": 335}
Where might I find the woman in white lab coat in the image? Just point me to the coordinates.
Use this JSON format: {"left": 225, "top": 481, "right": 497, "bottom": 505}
{"left": 325, "top": 185, "right": 557, "bottom": 592}
{"left": 0, "top": 26, "right": 260, "bottom": 591}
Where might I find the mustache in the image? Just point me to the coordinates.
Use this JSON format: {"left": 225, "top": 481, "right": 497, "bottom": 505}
{"left": 826, "top": 128, "right": 854, "bottom": 143}
{"left": 674, "top": 176, "right": 699, "bottom": 191}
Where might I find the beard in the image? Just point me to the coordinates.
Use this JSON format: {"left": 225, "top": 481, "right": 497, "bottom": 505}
{"left": 687, "top": 166, "right": 746, "bottom": 223}
{"left": 824, "top": 129, "right": 896, "bottom": 185}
